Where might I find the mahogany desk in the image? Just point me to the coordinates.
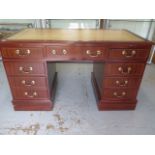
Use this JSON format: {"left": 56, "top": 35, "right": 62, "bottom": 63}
{"left": 0, "top": 29, "right": 153, "bottom": 111}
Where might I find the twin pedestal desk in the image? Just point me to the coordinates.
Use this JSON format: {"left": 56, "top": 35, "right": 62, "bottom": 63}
{"left": 0, "top": 29, "right": 153, "bottom": 111}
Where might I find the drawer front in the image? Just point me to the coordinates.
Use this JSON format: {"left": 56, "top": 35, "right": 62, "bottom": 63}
{"left": 12, "top": 87, "right": 49, "bottom": 99}
{"left": 9, "top": 77, "right": 48, "bottom": 88}
{"left": 81, "top": 46, "right": 107, "bottom": 60}
{"left": 103, "top": 77, "right": 141, "bottom": 88}
{"left": 46, "top": 46, "right": 82, "bottom": 60}
{"left": 2, "top": 47, "right": 43, "bottom": 59}
{"left": 104, "top": 63, "right": 145, "bottom": 76}
{"left": 46, "top": 46, "right": 107, "bottom": 61}
{"left": 4, "top": 62, "right": 46, "bottom": 76}
{"left": 109, "top": 49, "right": 150, "bottom": 61}
{"left": 102, "top": 88, "right": 137, "bottom": 100}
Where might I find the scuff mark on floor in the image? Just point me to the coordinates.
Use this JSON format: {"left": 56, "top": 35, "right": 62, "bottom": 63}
{"left": 81, "top": 80, "right": 88, "bottom": 98}
{"left": 76, "top": 119, "right": 81, "bottom": 124}
{"left": 53, "top": 113, "right": 69, "bottom": 133}
{"left": 46, "top": 124, "right": 55, "bottom": 130}
{"left": 54, "top": 114, "right": 65, "bottom": 126}
{"left": 59, "top": 127, "right": 69, "bottom": 132}
{"left": 6, "top": 123, "right": 40, "bottom": 135}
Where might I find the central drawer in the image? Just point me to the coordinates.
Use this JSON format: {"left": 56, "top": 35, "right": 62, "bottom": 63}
{"left": 81, "top": 46, "right": 107, "bottom": 61}
{"left": 4, "top": 61, "right": 46, "bottom": 76}
{"left": 46, "top": 46, "right": 82, "bottom": 60}
{"left": 45, "top": 46, "right": 107, "bottom": 61}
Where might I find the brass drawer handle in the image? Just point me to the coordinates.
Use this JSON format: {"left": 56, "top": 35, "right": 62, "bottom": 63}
{"left": 51, "top": 49, "right": 68, "bottom": 55}
{"left": 86, "top": 50, "right": 102, "bottom": 57}
{"left": 113, "top": 91, "right": 126, "bottom": 98}
{"left": 62, "top": 49, "right": 67, "bottom": 55}
{"left": 19, "top": 66, "right": 33, "bottom": 74}
{"left": 21, "top": 80, "right": 35, "bottom": 86}
{"left": 122, "top": 50, "right": 136, "bottom": 58}
{"left": 115, "top": 80, "right": 128, "bottom": 87}
{"left": 118, "top": 66, "right": 132, "bottom": 75}
{"left": 15, "top": 49, "right": 31, "bottom": 56}
{"left": 24, "top": 91, "right": 38, "bottom": 98}
{"left": 51, "top": 49, "right": 56, "bottom": 55}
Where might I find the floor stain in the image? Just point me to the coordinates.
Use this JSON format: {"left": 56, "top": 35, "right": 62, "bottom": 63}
{"left": 85, "top": 87, "right": 88, "bottom": 98}
{"left": 6, "top": 123, "right": 40, "bottom": 135}
{"left": 82, "top": 82, "right": 88, "bottom": 98}
{"left": 76, "top": 119, "right": 81, "bottom": 124}
{"left": 59, "top": 127, "right": 69, "bottom": 132}
{"left": 30, "top": 113, "right": 33, "bottom": 117}
{"left": 53, "top": 114, "right": 69, "bottom": 133}
{"left": 58, "top": 121, "right": 64, "bottom": 126}
{"left": 54, "top": 114, "right": 64, "bottom": 126}
{"left": 46, "top": 124, "right": 55, "bottom": 130}
{"left": 54, "top": 114, "right": 61, "bottom": 121}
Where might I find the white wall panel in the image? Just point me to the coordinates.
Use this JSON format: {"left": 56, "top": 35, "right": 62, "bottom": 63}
{"left": 49, "top": 19, "right": 97, "bottom": 29}
{"left": 108, "top": 20, "right": 152, "bottom": 39}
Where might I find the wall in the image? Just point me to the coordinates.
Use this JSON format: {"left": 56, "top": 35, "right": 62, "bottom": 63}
{"left": 0, "top": 19, "right": 35, "bottom": 30}
{"left": 49, "top": 19, "right": 98, "bottom": 29}
{"left": 107, "top": 19, "right": 155, "bottom": 40}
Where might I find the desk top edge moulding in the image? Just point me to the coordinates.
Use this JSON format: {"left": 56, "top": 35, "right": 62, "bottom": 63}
{"left": 0, "top": 28, "right": 154, "bottom": 111}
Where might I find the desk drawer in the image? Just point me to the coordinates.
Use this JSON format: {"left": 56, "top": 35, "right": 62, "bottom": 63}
{"left": 46, "top": 46, "right": 82, "bottom": 60}
{"left": 46, "top": 46, "right": 107, "bottom": 61}
{"left": 103, "top": 77, "right": 141, "bottom": 88}
{"left": 102, "top": 88, "right": 137, "bottom": 100}
{"left": 12, "top": 87, "right": 49, "bottom": 100}
{"left": 81, "top": 46, "right": 107, "bottom": 60}
{"left": 9, "top": 77, "right": 47, "bottom": 88}
{"left": 2, "top": 47, "right": 43, "bottom": 59}
{"left": 4, "top": 62, "right": 46, "bottom": 76}
{"left": 104, "top": 63, "right": 145, "bottom": 76}
{"left": 109, "top": 49, "right": 150, "bottom": 61}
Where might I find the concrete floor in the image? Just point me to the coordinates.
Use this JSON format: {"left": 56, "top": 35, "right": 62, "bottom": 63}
{"left": 0, "top": 62, "right": 155, "bottom": 135}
